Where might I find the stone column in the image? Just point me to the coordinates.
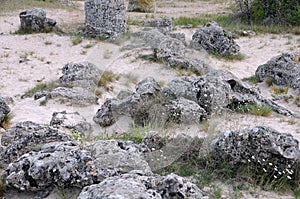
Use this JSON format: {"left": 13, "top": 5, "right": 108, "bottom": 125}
{"left": 84, "top": 0, "right": 127, "bottom": 40}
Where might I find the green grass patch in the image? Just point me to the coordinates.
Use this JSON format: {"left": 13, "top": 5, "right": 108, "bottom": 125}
{"left": 21, "top": 81, "right": 58, "bottom": 98}
{"left": 211, "top": 52, "right": 245, "bottom": 61}
{"left": 242, "top": 75, "right": 260, "bottom": 84}
{"left": 235, "top": 103, "right": 272, "bottom": 117}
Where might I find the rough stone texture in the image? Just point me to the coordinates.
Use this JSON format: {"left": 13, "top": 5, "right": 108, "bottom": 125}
{"left": 155, "top": 38, "right": 185, "bottom": 59}
{"left": 142, "top": 131, "right": 166, "bottom": 151}
{"left": 94, "top": 77, "right": 162, "bottom": 127}
{"left": 94, "top": 71, "right": 295, "bottom": 128}
{"left": 191, "top": 21, "right": 240, "bottom": 56}
{"left": 19, "top": 8, "right": 56, "bottom": 33}
{"left": 5, "top": 142, "right": 107, "bottom": 192}
{"left": 165, "top": 57, "right": 207, "bottom": 74}
{"left": 168, "top": 32, "right": 186, "bottom": 45}
{"left": 46, "top": 87, "right": 98, "bottom": 105}
{"left": 127, "top": 0, "right": 154, "bottom": 13}
{"left": 78, "top": 172, "right": 205, "bottom": 199}
{"left": 255, "top": 52, "right": 300, "bottom": 88}
{"left": 142, "top": 17, "right": 173, "bottom": 34}
{"left": 0, "top": 121, "right": 73, "bottom": 168}
{"left": 132, "top": 29, "right": 169, "bottom": 49}
{"left": 0, "top": 96, "right": 10, "bottom": 124}
{"left": 88, "top": 140, "right": 152, "bottom": 174}
{"left": 50, "top": 111, "right": 92, "bottom": 136}
{"left": 211, "top": 126, "right": 300, "bottom": 174}
{"left": 59, "top": 62, "right": 100, "bottom": 89}
{"left": 84, "top": 0, "right": 127, "bottom": 39}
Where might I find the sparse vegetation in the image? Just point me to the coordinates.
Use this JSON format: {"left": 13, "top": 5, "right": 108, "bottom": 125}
{"left": 234, "top": 103, "right": 272, "bottom": 117}
{"left": 98, "top": 71, "right": 120, "bottom": 91}
{"left": 21, "top": 81, "right": 58, "bottom": 98}
{"left": 270, "top": 85, "right": 290, "bottom": 95}
{"left": 211, "top": 52, "right": 245, "bottom": 61}
{"left": 71, "top": 37, "right": 83, "bottom": 45}
{"left": 1, "top": 113, "right": 13, "bottom": 130}
{"left": 242, "top": 75, "right": 260, "bottom": 84}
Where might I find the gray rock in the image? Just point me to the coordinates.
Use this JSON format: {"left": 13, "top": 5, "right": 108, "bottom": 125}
{"left": 50, "top": 111, "right": 92, "bottom": 136}
{"left": 0, "top": 96, "right": 10, "bottom": 124}
{"left": 142, "top": 131, "right": 166, "bottom": 151}
{"left": 127, "top": 0, "right": 154, "bottom": 13}
{"left": 191, "top": 21, "right": 240, "bottom": 56}
{"left": 88, "top": 140, "right": 152, "bottom": 174}
{"left": 6, "top": 142, "right": 107, "bottom": 192}
{"left": 165, "top": 57, "right": 207, "bottom": 75}
{"left": 168, "top": 32, "right": 186, "bottom": 45}
{"left": 255, "top": 52, "right": 300, "bottom": 88}
{"left": 142, "top": 17, "right": 173, "bottom": 34}
{"left": 59, "top": 62, "right": 100, "bottom": 89}
{"left": 94, "top": 77, "right": 162, "bottom": 127}
{"left": 0, "top": 121, "right": 73, "bottom": 168}
{"left": 211, "top": 126, "right": 300, "bottom": 175}
{"left": 46, "top": 87, "right": 98, "bottom": 105}
{"left": 78, "top": 172, "right": 206, "bottom": 199}
{"left": 166, "top": 97, "right": 206, "bottom": 124}
{"left": 19, "top": 8, "right": 56, "bottom": 33}
{"left": 132, "top": 29, "right": 169, "bottom": 49}
{"left": 155, "top": 38, "right": 185, "bottom": 59}
{"left": 84, "top": 0, "right": 127, "bottom": 39}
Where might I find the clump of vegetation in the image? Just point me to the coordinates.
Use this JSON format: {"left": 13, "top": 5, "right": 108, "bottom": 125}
{"left": 234, "top": 0, "right": 300, "bottom": 25}
{"left": 242, "top": 75, "right": 260, "bottom": 84}
{"left": 211, "top": 52, "right": 245, "bottom": 61}
{"left": 98, "top": 71, "right": 120, "bottom": 91}
{"left": 21, "top": 81, "right": 58, "bottom": 98}
{"left": 234, "top": 103, "right": 272, "bottom": 117}
{"left": 270, "top": 85, "right": 290, "bottom": 95}
{"left": 1, "top": 113, "right": 13, "bottom": 130}
{"left": 71, "top": 37, "right": 83, "bottom": 45}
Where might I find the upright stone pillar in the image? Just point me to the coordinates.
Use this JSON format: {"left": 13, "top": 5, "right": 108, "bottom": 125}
{"left": 84, "top": 0, "right": 127, "bottom": 39}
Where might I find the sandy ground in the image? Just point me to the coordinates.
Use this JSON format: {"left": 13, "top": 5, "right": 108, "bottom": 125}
{"left": 0, "top": 0, "right": 300, "bottom": 198}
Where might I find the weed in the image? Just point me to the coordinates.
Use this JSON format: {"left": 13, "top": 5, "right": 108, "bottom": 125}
{"left": 80, "top": 50, "right": 87, "bottom": 55}
{"left": 211, "top": 52, "right": 245, "bottom": 61}
{"left": 242, "top": 75, "right": 260, "bottom": 84}
{"left": 44, "top": 41, "right": 52, "bottom": 45}
{"left": 98, "top": 71, "right": 120, "bottom": 91}
{"left": 270, "top": 85, "right": 290, "bottom": 95}
{"left": 94, "top": 89, "right": 102, "bottom": 98}
{"left": 21, "top": 81, "right": 58, "bottom": 98}
{"left": 212, "top": 185, "right": 222, "bottom": 199}
{"left": 83, "top": 44, "right": 94, "bottom": 49}
{"left": 294, "top": 95, "right": 300, "bottom": 105}
{"left": 234, "top": 103, "right": 272, "bottom": 117}
{"left": 295, "top": 186, "right": 300, "bottom": 199}
{"left": 1, "top": 113, "right": 13, "bottom": 130}
{"left": 71, "top": 37, "right": 82, "bottom": 45}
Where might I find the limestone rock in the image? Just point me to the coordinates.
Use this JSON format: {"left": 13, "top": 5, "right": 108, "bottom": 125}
{"left": 128, "top": 0, "right": 154, "bottom": 13}
{"left": 165, "top": 57, "right": 207, "bottom": 75}
{"left": 0, "top": 96, "right": 10, "bottom": 124}
{"left": 191, "top": 21, "right": 240, "bottom": 56}
{"left": 0, "top": 121, "right": 73, "bottom": 168}
{"left": 46, "top": 87, "right": 98, "bottom": 105}
{"left": 50, "top": 111, "right": 92, "bottom": 136}
{"left": 155, "top": 38, "right": 185, "bottom": 59}
{"left": 5, "top": 142, "right": 107, "bottom": 192}
{"left": 59, "top": 62, "right": 100, "bottom": 89}
{"left": 84, "top": 0, "right": 127, "bottom": 39}
{"left": 211, "top": 126, "right": 300, "bottom": 174}
{"left": 78, "top": 172, "right": 206, "bottom": 199}
{"left": 255, "top": 52, "right": 300, "bottom": 88}
{"left": 19, "top": 8, "right": 56, "bottom": 33}
{"left": 88, "top": 140, "right": 152, "bottom": 174}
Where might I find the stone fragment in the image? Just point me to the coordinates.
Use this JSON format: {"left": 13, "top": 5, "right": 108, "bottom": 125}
{"left": 191, "top": 21, "right": 240, "bottom": 56}
{"left": 19, "top": 8, "right": 56, "bottom": 33}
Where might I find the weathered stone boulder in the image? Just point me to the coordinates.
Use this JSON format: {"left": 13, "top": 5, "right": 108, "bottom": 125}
{"left": 19, "top": 8, "right": 56, "bottom": 33}
{"left": 191, "top": 21, "right": 240, "bottom": 56}
{"left": 132, "top": 29, "right": 169, "bottom": 49}
{"left": 127, "top": 0, "right": 154, "bottom": 13}
{"left": 211, "top": 126, "right": 300, "bottom": 175}
{"left": 165, "top": 57, "right": 207, "bottom": 75}
{"left": 5, "top": 142, "right": 106, "bottom": 192}
{"left": 155, "top": 38, "right": 186, "bottom": 59}
{"left": 88, "top": 140, "right": 152, "bottom": 174}
{"left": 94, "top": 77, "right": 162, "bottom": 126}
{"left": 84, "top": 0, "right": 127, "bottom": 39}
{"left": 142, "top": 17, "right": 173, "bottom": 34}
{"left": 78, "top": 172, "right": 206, "bottom": 199}
{"left": 59, "top": 62, "right": 100, "bottom": 89}
{"left": 46, "top": 87, "right": 98, "bottom": 105}
{"left": 0, "top": 121, "right": 73, "bottom": 168}
{"left": 50, "top": 111, "right": 92, "bottom": 136}
{"left": 0, "top": 96, "right": 10, "bottom": 124}
{"left": 255, "top": 52, "right": 300, "bottom": 88}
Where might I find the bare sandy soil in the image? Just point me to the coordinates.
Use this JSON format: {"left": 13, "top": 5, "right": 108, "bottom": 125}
{"left": 0, "top": 0, "right": 299, "bottom": 198}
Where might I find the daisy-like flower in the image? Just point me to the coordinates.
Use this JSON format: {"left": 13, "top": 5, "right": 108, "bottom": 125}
{"left": 274, "top": 175, "right": 277, "bottom": 179}
{"left": 268, "top": 162, "right": 273, "bottom": 166}
{"left": 263, "top": 168, "right": 267, "bottom": 172}
{"left": 287, "top": 176, "right": 292, "bottom": 180}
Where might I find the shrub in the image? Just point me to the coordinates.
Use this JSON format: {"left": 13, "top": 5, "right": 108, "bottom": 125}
{"left": 235, "top": 0, "right": 300, "bottom": 25}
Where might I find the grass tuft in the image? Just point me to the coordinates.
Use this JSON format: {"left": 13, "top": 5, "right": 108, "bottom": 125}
{"left": 242, "top": 75, "right": 260, "bottom": 84}
{"left": 21, "top": 81, "right": 58, "bottom": 98}
{"left": 234, "top": 103, "right": 272, "bottom": 117}
{"left": 98, "top": 71, "right": 120, "bottom": 91}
